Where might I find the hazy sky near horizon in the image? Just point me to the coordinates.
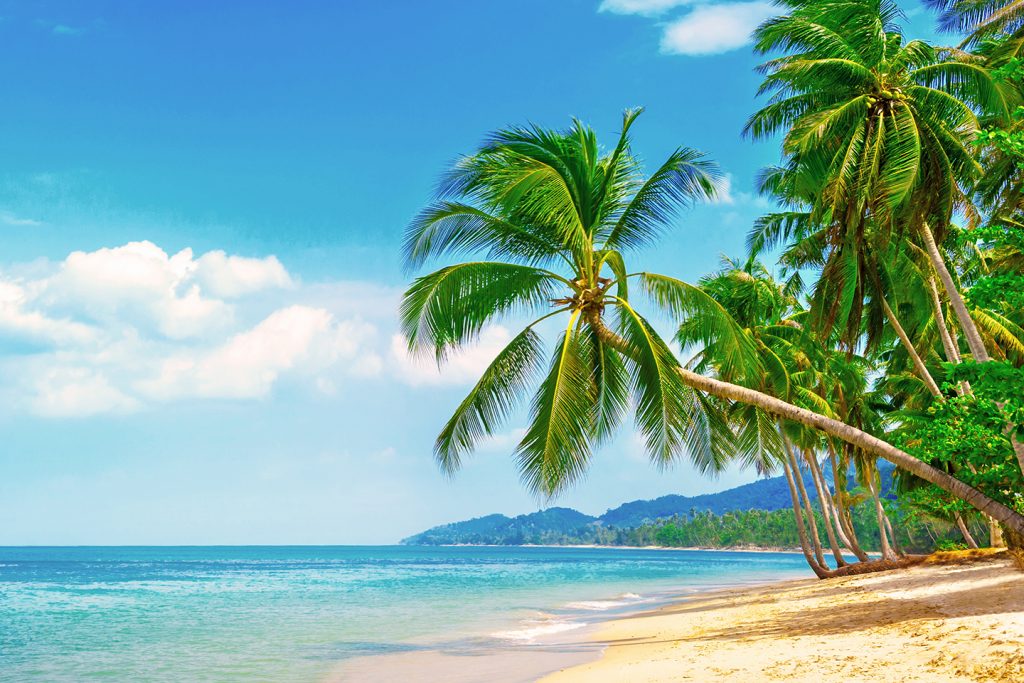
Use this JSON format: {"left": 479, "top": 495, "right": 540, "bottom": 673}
{"left": 1, "top": 0, "right": 942, "bottom": 544}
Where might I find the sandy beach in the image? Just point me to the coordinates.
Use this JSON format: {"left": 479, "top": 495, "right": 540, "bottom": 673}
{"left": 542, "top": 551, "right": 1024, "bottom": 683}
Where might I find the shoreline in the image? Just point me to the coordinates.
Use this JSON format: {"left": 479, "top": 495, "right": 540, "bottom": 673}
{"left": 431, "top": 543, "right": 811, "bottom": 554}
{"left": 541, "top": 551, "right": 1024, "bottom": 682}
{"left": 324, "top": 551, "right": 814, "bottom": 683}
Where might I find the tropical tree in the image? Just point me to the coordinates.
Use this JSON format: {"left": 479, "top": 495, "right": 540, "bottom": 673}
{"left": 747, "top": 0, "right": 1016, "bottom": 371}
{"left": 399, "top": 110, "right": 1024, "bottom": 538}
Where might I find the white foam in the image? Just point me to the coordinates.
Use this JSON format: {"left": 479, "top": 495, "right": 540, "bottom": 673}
{"left": 490, "top": 619, "right": 587, "bottom": 642}
{"left": 562, "top": 592, "right": 643, "bottom": 611}
{"left": 562, "top": 599, "right": 625, "bottom": 611}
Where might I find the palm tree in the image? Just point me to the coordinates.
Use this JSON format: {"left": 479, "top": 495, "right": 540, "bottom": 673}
{"left": 676, "top": 258, "right": 850, "bottom": 571}
{"left": 400, "top": 110, "right": 1024, "bottom": 536}
{"left": 747, "top": 0, "right": 1016, "bottom": 371}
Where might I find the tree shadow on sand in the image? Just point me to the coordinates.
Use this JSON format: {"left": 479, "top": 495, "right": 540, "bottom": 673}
{"left": 603, "top": 560, "right": 1021, "bottom": 645}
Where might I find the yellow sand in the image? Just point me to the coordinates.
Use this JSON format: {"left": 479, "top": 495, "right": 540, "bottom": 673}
{"left": 542, "top": 554, "right": 1024, "bottom": 683}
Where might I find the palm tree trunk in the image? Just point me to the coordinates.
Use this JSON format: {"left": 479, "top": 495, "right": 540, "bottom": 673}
{"left": 829, "top": 499, "right": 853, "bottom": 547}
{"left": 674, "top": 366, "right": 1024, "bottom": 535}
{"left": 787, "top": 445, "right": 828, "bottom": 568}
{"left": 954, "top": 512, "right": 980, "bottom": 549}
{"left": 990, "top": 518, "right": 1006, "bottom": 548}
{"left": 884, "top": 511, "right": 904, "bottom": 557}
{"left": 805, "top": 450, "right": 848, "bottom": 566}
{"left": 781, "top": 454, "right": 831, "bottom": 578}
{"left": 585, "top": 316, "right": 1024, "bottom": 536}
{"left": 828, "top": 446, "right": 870, "bottom": 562}
{"left": 869, "top": 478, "right": 898, "bottom": 561}
{"left": 928, "top": 277, "right": 963, "bottom": 365}
{"left": 920, "top": 223, "right": 990, "bottom": 362}
{"left": 880, "top": 294, "right": 942, "bottom": 398}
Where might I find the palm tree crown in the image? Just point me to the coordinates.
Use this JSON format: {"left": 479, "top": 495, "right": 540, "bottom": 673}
{"left": 401, "top": 110, "right": 749, "bottom": 496}
{"left": 747, "top": 0, "right": 1010, "bottom": 237}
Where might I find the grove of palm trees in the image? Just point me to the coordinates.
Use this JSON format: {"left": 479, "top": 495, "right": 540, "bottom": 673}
{"left": 402, "top": 0, "right": 1024, "bottom": 576}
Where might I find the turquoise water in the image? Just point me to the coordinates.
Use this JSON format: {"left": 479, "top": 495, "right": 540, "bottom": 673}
{"left": 0, "top": 546, "right": 811, "bottom": 682}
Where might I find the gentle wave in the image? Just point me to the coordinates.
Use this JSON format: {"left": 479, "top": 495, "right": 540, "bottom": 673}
{"left": 490, "top": 615, "right": 588, "bottom": 642}
{"left": 562, "top": 591, "right": 643, "bottom": 611}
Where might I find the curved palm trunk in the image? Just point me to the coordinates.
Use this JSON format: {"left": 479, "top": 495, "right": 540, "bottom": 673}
{"left": 787, "top": 444, "right": 828, "bottom": 568}
{"left": 869, "top": 478, "right": 898, "bottom": 561}
{"left": 781, "top": 455, "right": 831, "bottom": 578}
{"left": 805, "top": 450, "right": 848, "bottom": 566}
{"left": 671, "top": 367, "right": 1024, "bottom": 535}
{"left": 928, "top": 277, "right": 970, "bottom": 399}
{"left": 920, "top": 223, "right": 990, "bottom": 362}
{"left": 584, "top": 316, "right": 1024, "bottom": 535}
{"left": 955, "top": 512, "right": 980, "bottom": 549}
{"left": 880, "top": 295, "right": 942, "bottom": 398}
{"left": 884, "top": 510, "right": 904, "bottom": 557}
{"left": 929, "top": 277, "right": 962, "bottom": 366}
{"left": 829, "top": 446, "right": 870, "bottom": 562}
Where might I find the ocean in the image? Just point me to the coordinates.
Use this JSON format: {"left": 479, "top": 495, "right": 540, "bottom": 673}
{"left": 0, "top": 545, "right": 812, "bottom": 682}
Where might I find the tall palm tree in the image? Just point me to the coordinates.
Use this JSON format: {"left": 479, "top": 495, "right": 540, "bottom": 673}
{"left": 400, "top": 110, "right": 1024, "bottom": 536}
{"left": 747, "top": 0, "right": 1016, "bottom": 368}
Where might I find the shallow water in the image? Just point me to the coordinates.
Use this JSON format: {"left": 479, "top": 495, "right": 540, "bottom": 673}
{"left": 0, "top": 545, "right": 812, "bottom": 682}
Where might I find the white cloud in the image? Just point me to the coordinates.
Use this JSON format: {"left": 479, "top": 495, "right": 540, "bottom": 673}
{"left": 42, "top": 242, "right": 231, "bottom": 339}
{"left": 0, "top": 281, "right": 96, "bottom": 347}
{"left": 660, "top": 2, "right": 776, "bottom": 56}
{"left": 29, "top": 367, "right": 139, "bottom": 418}
{"left": 36, "top": 241, "right": 298, "bottom": 341}
{"left": 390, "top": 326, "right": 513, "bottom": 387}
{"left": 0, "top": 210, "right": 42, "bottom": 227}
{"left": 711, "top": 173, "right": 735, "bottom": 205}
{"left": 138, "top": 306, "right": 376, "bottom": 400}
{"left": 191, "top": 250, "right": 293, "bottom": 298}
{"left": 599, "top": 0, "right": 694, "bottom": 15}
{"left": 478, "top": 427, "right": 529, "bottom": 453}
{"left": 0, "top": 242, "right": 388, "bottom": 417}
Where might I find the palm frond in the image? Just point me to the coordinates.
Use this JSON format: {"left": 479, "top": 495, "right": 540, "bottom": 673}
{"left": 401, "top": 262, "right": 562, "bottom": 359}
{"left": 601, "top": 149, "right": 720, "bottom": 251}
{"left": 516, "top": 314, "right": 596, "bottom": 496}
{"left": 435, "top": 325, "right": 548, "bottom": 473}
{"left": 639, "top": 272, "right": 763, "bottom": 382}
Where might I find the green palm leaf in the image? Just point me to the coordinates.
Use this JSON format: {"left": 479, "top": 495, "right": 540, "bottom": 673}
{"left": 638, "top": 272, "right": 763, "bottom": 381}
{"left": 516, "top": 314, "right": 596, "bottom": 496}
{"left": 615, "top": 299, "right": 696, "bottom": 465}
{"left": 401, "top": 262, "right": 562, "bottom": 359}
{"left": 601, "top": 148, "right": 720, "bottom": 251}
{"left": 435, "top": 325, "right": 547, "bottom": 474}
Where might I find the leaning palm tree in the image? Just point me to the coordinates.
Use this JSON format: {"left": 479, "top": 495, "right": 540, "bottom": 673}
{"left": 400, "top": 110, "right": 1024, "bottom": 535}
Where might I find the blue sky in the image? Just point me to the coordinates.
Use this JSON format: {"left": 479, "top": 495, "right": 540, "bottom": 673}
{"left": 0, "top": 0, "right": 944, "bottom": 544}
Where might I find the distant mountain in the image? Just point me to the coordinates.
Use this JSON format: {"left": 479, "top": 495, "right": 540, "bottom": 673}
{"left": 598, "top": 475, "right": 796, "bottom": 528}
{"left": 404, "top": 507, "right": 597, "bottom": 546}
{"left": 401, "top": 462, "right": 895, "bottom": 545}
